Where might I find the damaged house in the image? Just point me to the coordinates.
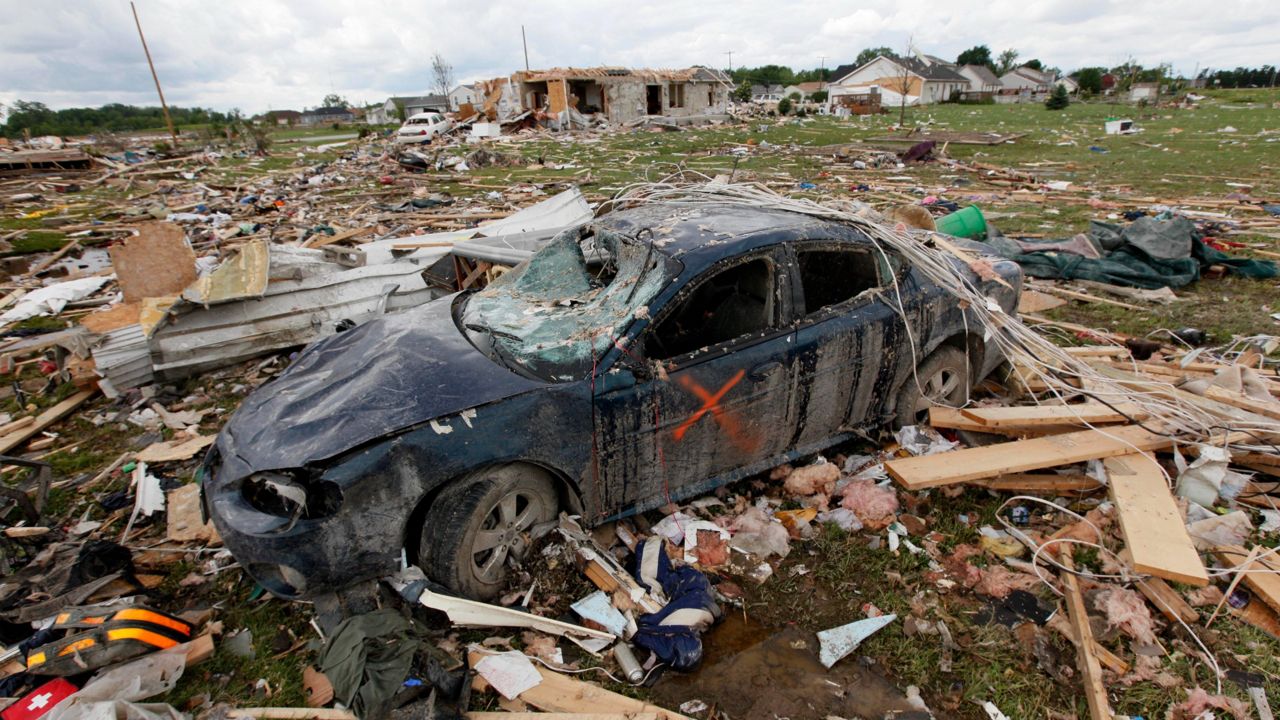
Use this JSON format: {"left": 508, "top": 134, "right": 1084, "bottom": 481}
{"left": 511, "top": 66, "right": 731, "bottom": 125}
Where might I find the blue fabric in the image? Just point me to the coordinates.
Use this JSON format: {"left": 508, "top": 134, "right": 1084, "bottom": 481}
{"left": 629, "top": 539, "right": 720, "bottom": 671}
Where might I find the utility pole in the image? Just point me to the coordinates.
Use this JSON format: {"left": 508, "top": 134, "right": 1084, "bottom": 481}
{"left": 818, "top": 55, "right": 827, "bottom": 89}
{"left": 130, "top": 2, "right": 178, "bottom": 147}
{"left": 724, "top": 51, "right": 734, "bottom": 73}
{"left": 521, "top": 26, "right": 530, "bottom": 71}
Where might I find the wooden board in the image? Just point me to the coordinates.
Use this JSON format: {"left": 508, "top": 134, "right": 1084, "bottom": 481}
{"left": 958, "top": 402, "right": 1148, "bottom": 428}
{"left": 1214, "top": 546, "right": 1280, "bottom": 616}
{"left": 108, "top": 222, "right": 197, "bottom": 302}
{"left": 967, "top": 474, "right": 1103, "bottom": 493}
{"left": 1017, "top": 289, "right": 1067, "bottom": 313}
{"left": 885, "top": 424, "right": 1172, "bottom": 490}
{"left": 1199, "top": 385, "right": 1280, "bottom": 421}
{"left": 138, "top": 433, "right": 215, "bottom": 463}
{"left": 926, "top": 407, "right": 1087, "bottom": 438}
{"left": 1105, "top": 453, "right": 1208, "bottom": 586}
{"left": 1136, "top": 578, "right": 1199, "bottom": 624}
{"left": 468, "top": 715, "right": 659, "bottom": 720}
{"left": 469, "top": 651, "right": 691, "bottom": 720}
{"left": 0, "top": 389, "right": 96, "bottom": 454}
{"left": 1059, "top": 551, "right": 1113, "bottom": 720}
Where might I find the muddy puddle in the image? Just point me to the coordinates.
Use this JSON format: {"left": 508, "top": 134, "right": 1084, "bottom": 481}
{"left": 651, "top": 613, "right": 935, "bottom": 720}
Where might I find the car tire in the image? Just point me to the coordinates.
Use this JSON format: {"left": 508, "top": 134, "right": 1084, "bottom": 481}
{"left": 892, "top": 346, "right": 969, "bottom": 429}
{"left": 418, "top": 465, "right": 558, "bottom": 599}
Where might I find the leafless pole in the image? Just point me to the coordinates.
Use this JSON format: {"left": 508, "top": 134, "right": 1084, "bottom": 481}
{"left": 522, "top": 26, "right": 530, "bottom": 71}
{"left": 130, "top": 2, "right": 178, "bottom": 146}
{"left": 724, "top": 51, "right": 734, "bottom": 73}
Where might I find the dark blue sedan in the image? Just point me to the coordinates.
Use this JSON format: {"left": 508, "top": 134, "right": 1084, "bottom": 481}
{"left": 204, "top": 202, "right": 1022, "bottom": 599}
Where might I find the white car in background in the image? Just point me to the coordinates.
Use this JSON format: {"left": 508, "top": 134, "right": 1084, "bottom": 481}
{"left": 396, "top": 112, "right": 453, "bottom": 144}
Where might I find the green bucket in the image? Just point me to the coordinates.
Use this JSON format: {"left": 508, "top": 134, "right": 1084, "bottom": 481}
{"left": 934, "top": 204, "right": 987, "bottom": 239}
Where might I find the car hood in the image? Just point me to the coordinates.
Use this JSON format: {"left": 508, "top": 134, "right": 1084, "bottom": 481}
{"left": 214, "top": 295, "right": 545, "bottom": 481}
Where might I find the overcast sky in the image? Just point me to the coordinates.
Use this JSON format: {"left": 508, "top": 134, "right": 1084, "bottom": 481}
{"left": 1, "top": 0, "right": 1275, "bottom": 115}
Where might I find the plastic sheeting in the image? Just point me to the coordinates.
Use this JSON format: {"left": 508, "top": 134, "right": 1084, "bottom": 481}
{"left": 980, "top": 216, "right": 1277, "bottom": 289}
{"left": 0, "top": 276, "right": 113, "bottom": 323}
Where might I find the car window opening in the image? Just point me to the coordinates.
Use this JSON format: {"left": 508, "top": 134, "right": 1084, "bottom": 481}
{"left": 461, "top": 225, "right": 668, "bottom": 380}
{"left": 649, "top": 258, "right": 774, "bottom": 360}
{"left": 797, "top": 248, "right": 882, "bottom": 315}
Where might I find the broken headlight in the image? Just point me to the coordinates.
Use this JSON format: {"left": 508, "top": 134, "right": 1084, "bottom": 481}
{"left": 241, "top": 471, "right": 343, "bottom": 531}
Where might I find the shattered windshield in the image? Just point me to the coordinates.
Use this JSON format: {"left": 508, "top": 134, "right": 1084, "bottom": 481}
{"left": 460, "top": 225, "right": 672, "bottom": 381}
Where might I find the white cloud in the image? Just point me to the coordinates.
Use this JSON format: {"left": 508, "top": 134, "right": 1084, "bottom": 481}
{"left": 0, "top": 0, "right": 1275, "bottom": 115}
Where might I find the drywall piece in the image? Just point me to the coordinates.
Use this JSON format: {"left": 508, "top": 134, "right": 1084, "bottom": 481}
{"left": 1105, "top": 453, "right": 1209, "bottom": 586}
{"left": 109, "top": 222, "right": 198, "bottom": 303}
{"left": 816, "top": 614, "right": 896, "bottom": 668}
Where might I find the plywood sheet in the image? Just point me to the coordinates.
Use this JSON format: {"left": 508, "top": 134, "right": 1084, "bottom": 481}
{"left": 109, "top": 222, "right": 197, "bottom": 302}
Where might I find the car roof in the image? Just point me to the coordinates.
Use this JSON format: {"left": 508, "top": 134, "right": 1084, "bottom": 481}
{"left": 406, "top": 112, "right": 440, "bottom": 120}
{"left": 593, "top": 202, "right": 860, "bottom": 274}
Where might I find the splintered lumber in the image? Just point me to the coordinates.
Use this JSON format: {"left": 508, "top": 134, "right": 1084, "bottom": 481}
{"left": 1198, "top": 385, "right": 1280, "bottom": 422}
{"left": 927, "top": 407, "right": 1088, "bottom": 438}
{"left": 1230, "top": 595, "right": 1280, "bottom": 640}
{"left": 958, "top": 402, "right": 1148, "bottom": 428}
{"left": 468, "top": 651, "right": 691, "bottom": 720}
{"left": 468, "top": 715, "right": 659, "bottom": 720}
{"left": 886, "top": 425, "right": 1172, "bottom": 490}
{"left": 1214, "top": 546, "right": 1280, "bottom": 615}
{"left": 1059, "top": 551, "right": 1113, "bottom": 720}
{"left": 967, "top": 474, "right": 1103, "bottom": 493}
{"left": 1105, "top": 453, "right": 1208, "bottom": 586}
{"left": 225, "top": 710, "right": 355, "bottom": 720}
{"left": 1136, "top": 578, "right": 1199, "bottom": 624}
{"left": 0, "top": 389, "right": 96, "bottom": 454}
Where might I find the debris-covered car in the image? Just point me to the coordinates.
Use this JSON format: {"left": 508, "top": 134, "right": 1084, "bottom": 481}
{"left": 204, "top": 203, "right": 1023, "bottom": 598}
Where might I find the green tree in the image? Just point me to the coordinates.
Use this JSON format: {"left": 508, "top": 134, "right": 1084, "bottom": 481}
{"left": 732, "top": 81, "right": 752, "bottom": 103}
{"left": 321, "top": 94, "right": 348, "bottom": 108}
{"left": 1074, "top": 67, "right": 1105, "bottom": 94}
{"left": 777, "top": 97, "right": 792, "bottom": 115}
{"left": 956, "top": 45, "right": 994, "bottom": 70}
{"left": 1023, "top": 58, "right": 1044, "bottom": 71}
{"left": 810, "top": 90, "right": 828, "bottom": 103}
{"left": 996, "top": 49, "right": 1020, "bottom": 75}
{"left": 1045, "top": 84, "right": 1070, "bottom": 110}
{"left": 855, "top": 46, "right": 895, "bottom": 68}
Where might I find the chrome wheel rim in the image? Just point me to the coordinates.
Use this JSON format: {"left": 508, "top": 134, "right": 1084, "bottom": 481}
{"left": 470, "top": 489, "right": 543, "bottom": 584}
{"left": 913, "top": 367, "right": 961, "bottom": 417}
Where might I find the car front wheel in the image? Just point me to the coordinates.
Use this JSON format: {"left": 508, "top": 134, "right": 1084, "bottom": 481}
{"left": 418, "top": 465, "right": 559, "bottom": 599}
{"left": 892, "top": 346, "right": 969, "bottom": 429}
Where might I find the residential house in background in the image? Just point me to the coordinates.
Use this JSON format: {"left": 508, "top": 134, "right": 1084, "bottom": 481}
{"left": 958, "top": 65, "right": 1001, "bottom": 94}
{"left": 826, "top": 54, "right": 968, "bottom": 108}
{"left": 448, "top": 84, "right": 480, "bottom": 111}
{"left": 1102, "top": 73, "right": 1118, "bottom": 94}
{"left": 781, "top": 81, "right": 824, "bottom": 100}
{"left": 511, "top": 66, "right": 731, "bottom": 123}
{"left": 364, "top": 104, "right": 391, "bottom": 125}
{"left": 1056, "top": 76, "right": 1080, "bottom": 94}
{"left": 299, "top": 106, "right": 355, "bottom": 126}
{"left": 1000, "top": 65, "right": 1055, "bottom": 93}
{"left": 374, "top": 95, "right": 450, "bottom": 125}
{"left": 264, "top": 110, "right": 301, "bottom": 126}
{"left": 751, "top": 84, "right": 785, "bottom": 102}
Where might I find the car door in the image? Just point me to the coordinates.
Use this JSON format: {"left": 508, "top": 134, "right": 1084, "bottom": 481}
{"left": 591, "top": 248, "right": 798, "bottom": 519}
{"left": 787, "top": 239, "right": 911, "bottom": 449}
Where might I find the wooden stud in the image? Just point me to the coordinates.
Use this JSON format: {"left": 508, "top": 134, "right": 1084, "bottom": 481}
{"left": 1105, "top": 453, "right": 1208, "bottom": 586}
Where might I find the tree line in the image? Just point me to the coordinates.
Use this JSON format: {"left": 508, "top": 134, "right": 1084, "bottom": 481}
{"left": 1, "top": 101, "right": 234, "bottom": 139}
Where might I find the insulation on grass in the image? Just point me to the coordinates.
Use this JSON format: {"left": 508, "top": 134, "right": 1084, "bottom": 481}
{"left": 839, "top": 479, "right": 900, "bottom": 527}
{"left": 728, "top": 506, "right": 791, "bottom": 559}
{"left": 973, "top": 564, "right": 1041, "bottom": 599}
{"left": 783, "top": 462, "right": 839, "bottom": 496}
{"left": 1092, "top": 587, "right": 1158, "bottom": 644}
{"left": 1166, "top": 687, "right": 1252, "bottom": 720}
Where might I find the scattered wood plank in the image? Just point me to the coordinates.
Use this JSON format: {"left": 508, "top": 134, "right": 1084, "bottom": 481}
{"left": 1105, "top": 453, "right": 1208, "bottom": 586}
{"left": 167, "top": 483, "right": 222, "bottom": 545}
{"left": 958, "top": 402, "right": 1148, "bottom": 428}
{"left": 468, "top": 651, "right": 691, "bottom": 720}
{"left": 1136, "top": 578, "right": 1199, "bottom": 624}
{"left": 1229, "top": 595, "right": 1280, "bottom": 641}
{"left": 1059, "top": 551, "right": 1113, "bottom": 720}
{"left": 1028, "top": 282, "right": 1145, "bottom": 311}
{"left": 1214, "top": 546, "right": 1280, "bottom": 616}
{"left": 24, "top": 239, "right": 81, "bottom": 277}
{"left": 468, "top": 715, "right": 659, "bottom": 720}
{"left": 886, "top": 425, "right": 1173, "bottom": 490}
{"left": 138, "top": 433, "right": 215, "bottom": 463}
{"left": 967, "top": 474, "right": 1103, "bottom": 493}
{"left": 303, "top": 225, "right": 373, "bottom": 249}
{"left": 108, "top": 222, "right": 197, "bottom": 303}
{"left": 926, "top": 407, "right": 1085, "bottom": 437}
{"left": 1017, "top": 288, "right": 1067, "bottom": 313}
{"left": 225, "top": 710, "right": 355, "bottom": 720}
{"left": 1198, "top": 385, "right": 1280, "bottom": 422}
{"left": 0, "top": 389, "right": 96, "bottom": 454}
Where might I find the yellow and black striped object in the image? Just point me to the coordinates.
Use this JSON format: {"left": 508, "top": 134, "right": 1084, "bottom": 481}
{"left": 26, "top": 607, "right": 193, "bottom": 676}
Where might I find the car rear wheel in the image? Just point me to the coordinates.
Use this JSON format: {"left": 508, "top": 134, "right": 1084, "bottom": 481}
{"left": 892, "top": 346, "right": 969, "bottom": 429}
{"left": 418, "top": 465, "right": 558, "bottom": 599}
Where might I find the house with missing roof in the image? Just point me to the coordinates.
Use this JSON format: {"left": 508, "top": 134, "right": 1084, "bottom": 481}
{"left": 511, "top": 66, "right": 732, "bottom": 124}
{"left": 826, "top": 54, "right": 969, "bottom": 108}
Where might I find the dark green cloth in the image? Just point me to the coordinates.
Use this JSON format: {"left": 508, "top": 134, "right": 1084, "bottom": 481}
{"left": 980, "top": 216, "right": 1277, "bottom": 289}
{"left": 319, "top": 609, "right": 418, "bottom": 720}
